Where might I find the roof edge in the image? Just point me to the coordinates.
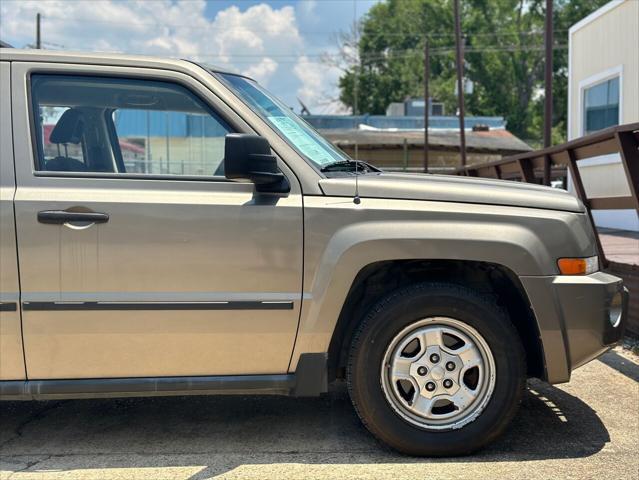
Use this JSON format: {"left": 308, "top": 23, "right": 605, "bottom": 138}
{"left": 569, "top": 0, "right": 625, "bottom": 35}
{"left": 0, "top": 48, "right": 239, "bottom": 76}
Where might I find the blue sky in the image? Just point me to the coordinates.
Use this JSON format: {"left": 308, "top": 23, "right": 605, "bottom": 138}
{"left": 0, "top": 0, "right": 379, "bottom": 113}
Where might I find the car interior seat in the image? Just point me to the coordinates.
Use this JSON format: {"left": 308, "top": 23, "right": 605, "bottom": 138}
{"left": 44, "top": 109, "right": 88, "bottom": 172}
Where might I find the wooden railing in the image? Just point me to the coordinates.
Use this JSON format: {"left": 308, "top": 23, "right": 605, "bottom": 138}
{"left": 455, "top": 122, "right": 639, "bottom": 266}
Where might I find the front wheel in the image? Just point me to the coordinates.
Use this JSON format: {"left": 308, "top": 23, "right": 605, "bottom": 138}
{"left": 347, "top": 282, "right": 525, "bottom": 456}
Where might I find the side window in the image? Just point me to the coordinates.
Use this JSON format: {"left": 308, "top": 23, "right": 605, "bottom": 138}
{"left": 31, "top": 74, "right": 234, "bottom": 177}
{"left": 583, "top": 77, "right": 620, "bottom": 135}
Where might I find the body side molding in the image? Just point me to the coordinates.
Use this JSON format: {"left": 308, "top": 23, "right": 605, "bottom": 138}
{"left": 21, "top": 301, "right": 294, "bottom": 311}
{"left": 0, "top": 302, "right": 17, "bottom": 311}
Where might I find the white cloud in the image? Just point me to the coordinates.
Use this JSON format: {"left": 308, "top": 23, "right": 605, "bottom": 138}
{"left": 293, "top": 55, "right": 347, "bottom": 114}
{"left": 297, "top": 0, "right": 318, "bottom": 20}
{"left": 0, "top": 2, "right": 276, "bottom": 87}
{"left": 0, "top": 0, "right": 351, "bottom": 112}
{"left": 243, "top": 57, "right": 278, "bottom": 84}
{"left": 204, "top": 4, "right": 303, "bottom": 86}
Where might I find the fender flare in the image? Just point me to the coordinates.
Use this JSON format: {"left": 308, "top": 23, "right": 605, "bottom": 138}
{"left": 289, "top": 219, "right": 554, "bottom": 370}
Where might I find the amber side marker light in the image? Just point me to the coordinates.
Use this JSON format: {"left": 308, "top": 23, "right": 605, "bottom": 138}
{"left": 557, "top": 256, "right": 599, "bottom": 275}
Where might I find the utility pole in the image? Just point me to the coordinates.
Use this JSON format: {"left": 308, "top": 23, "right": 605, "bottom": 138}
{"left": 353, "top": 0, "right": 359, "bottom": 160}
{"left": 544, "top": 0, "right": 553, "bottom": 148}
{"left": 36, "top": 13, "right": 41, "bottom": 49}
{"left": 423, "top": 38, "right": 430, "bottom": 173}
{"left": 453, "top": 0, "right": 467, "bottom": 169}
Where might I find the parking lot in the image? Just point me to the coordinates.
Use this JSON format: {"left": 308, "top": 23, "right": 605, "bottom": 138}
{"left": 1, "top": 347, "right": 637, "bottom": 480}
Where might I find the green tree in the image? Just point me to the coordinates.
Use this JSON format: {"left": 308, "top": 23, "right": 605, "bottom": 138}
{"left": 338, "top": 0, "right": 609, "bottom": 145}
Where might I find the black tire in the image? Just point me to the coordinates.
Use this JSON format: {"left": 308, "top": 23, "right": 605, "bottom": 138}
{"left": 347, "top": 282, "right": 525, "bottom": 456}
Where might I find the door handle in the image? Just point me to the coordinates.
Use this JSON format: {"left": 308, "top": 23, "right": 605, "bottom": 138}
{"left": 37, "top": 210, "right": 110, "bottom": 225}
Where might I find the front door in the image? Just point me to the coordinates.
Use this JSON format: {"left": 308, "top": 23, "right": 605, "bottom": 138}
{"left": 12, "top": 63, "right": 303, "bottom": 379}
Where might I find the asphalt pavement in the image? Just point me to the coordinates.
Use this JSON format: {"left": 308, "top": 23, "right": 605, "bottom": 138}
{"left": 1, "top": 347, "right": 637, "bottom": 479}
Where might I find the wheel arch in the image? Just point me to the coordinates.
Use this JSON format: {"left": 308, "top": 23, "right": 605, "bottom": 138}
{"left": 326, "top": 259, "right": 547, "bottom": 382}
{"left": 289, "top": 220, "right": 557, "bottom": 375}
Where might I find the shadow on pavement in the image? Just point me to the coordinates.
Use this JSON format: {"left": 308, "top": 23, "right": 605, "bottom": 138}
{"left": 597, "top": 351, "right": 639, "bottom": 382}
{"left": 0, "top": 376, "right": 612, "bottom": 478}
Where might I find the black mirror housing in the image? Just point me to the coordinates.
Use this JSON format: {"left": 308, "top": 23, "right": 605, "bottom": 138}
{"left": 224, "top": 134, "right": 289, "bottom": 192}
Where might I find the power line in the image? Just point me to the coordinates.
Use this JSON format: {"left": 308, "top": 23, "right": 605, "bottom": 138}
{"left": 27, "top": 10, "right": 569, "bottom": 67}
{"left": 33, "top": 43, "right": 567, "bottom": 66}
{"left": 192, "top": 44, "right": 568, "bottom": 60}
{"left": 34, "top": 41, "right": 567, "bottom": 62}
{"left": 361, "top": 30, "right": 570, "bottom": 38}
{"left": 32, "top": 13, "right": 569, "bottom": 38}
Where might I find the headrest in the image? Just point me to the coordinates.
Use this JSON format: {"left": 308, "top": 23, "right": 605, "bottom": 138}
{"left": 50, "top": 109, "right": 85, "bottom": 144}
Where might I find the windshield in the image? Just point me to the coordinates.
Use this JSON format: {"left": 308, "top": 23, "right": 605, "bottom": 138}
{"left": 215, "top": 72, "right": 350, "bottom": 170}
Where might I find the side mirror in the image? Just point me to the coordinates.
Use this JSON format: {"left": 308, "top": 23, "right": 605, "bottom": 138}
{"left": 224, "top": 134, "right": 289, "bottom": 193}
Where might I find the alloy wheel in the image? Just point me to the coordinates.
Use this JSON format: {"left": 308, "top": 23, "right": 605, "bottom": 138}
{"left": 380, "top": 317, "right": 496, "bottom": 430}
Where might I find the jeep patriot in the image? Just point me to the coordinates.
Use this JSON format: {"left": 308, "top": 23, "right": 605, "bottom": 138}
{"left": 0, "top": 49, "right": 628, "bottom": 456}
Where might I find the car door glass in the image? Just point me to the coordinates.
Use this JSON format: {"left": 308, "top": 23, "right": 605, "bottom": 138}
{"left": 112, "top": 107, "right": 231, "bottom": 176}
{"left": 38, "top": 106, "right": 87, "bottom": 171}
{"left": 31, "top": 75, "right": 234, "bottom": 177}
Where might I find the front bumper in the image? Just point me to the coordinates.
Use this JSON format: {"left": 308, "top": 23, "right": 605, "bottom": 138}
{"left": 520, "top": 272, "right": 628, "bottom": 384}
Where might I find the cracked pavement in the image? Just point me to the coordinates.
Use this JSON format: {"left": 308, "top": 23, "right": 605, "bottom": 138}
{"left": 1, "top": 348, "right": 638, "bottom": 479}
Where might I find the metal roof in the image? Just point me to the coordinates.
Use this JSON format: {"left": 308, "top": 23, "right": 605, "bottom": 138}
{"left": 304, "top": 114, "right": 506, "bottom": 131}
{"left": 322, "top": 129, "right": 532, "bottom": 155}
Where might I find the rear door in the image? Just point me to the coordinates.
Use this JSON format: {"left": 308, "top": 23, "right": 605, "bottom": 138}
{"left": 11, "top": 62, "right": 304, "bottom": 380}
{"left": 0, "top": 61, "right": 26, "bottom": 380}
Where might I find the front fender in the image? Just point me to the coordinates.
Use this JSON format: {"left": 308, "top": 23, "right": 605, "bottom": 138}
{"left": 289, "top": 197, "right": 596, "bottom": 371}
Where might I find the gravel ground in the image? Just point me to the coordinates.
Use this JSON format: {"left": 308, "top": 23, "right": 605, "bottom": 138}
{"left": 1, "top": 347, "right": 637, "bottom": 480}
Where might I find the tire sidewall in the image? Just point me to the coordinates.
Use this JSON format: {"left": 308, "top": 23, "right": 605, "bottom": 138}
{"left": 348, "top": 283, "right": 525, "bottom": 456}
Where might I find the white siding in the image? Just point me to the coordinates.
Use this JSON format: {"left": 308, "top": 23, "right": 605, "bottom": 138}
{"left": 568, "top": 0, "right": 639, "bottom": 232}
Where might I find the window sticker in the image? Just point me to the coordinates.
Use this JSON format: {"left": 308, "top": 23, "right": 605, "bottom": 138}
{"left": 267, "top": 116, "right": 336, "bottom": 165}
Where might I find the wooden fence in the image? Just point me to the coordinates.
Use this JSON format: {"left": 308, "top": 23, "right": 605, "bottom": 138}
{"left": 455, "top": 122, "right": 639, "bottom": 267}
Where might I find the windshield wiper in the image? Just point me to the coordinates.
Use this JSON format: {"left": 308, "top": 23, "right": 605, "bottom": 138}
{"left": 320, "top": 160, "right": 379, "bottom": 174}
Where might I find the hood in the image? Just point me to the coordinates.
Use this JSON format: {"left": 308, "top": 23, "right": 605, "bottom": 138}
{"left": 319, "top": 172, "right": 585, "bottom": 213}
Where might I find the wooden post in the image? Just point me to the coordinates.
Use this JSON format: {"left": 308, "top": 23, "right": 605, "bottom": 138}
{"left": 563, "top": 149, "right": 606, "bottom": 266}
{"left": 453, "top": 0, "right": 467, "bottom": 169}
{"left": 403, "top": 138, "right": 409, "bottom": 171}
{"left": 544, "top": 0, "right": 553, "bottom": 148}
{"left": 517, "top": 158, "right": 535, "bottom": 183}
{"left": 36, "top": 13, "right": 41, "bottom": 49}
{"left": 543, "top": 154, "right": 551, "bottom": 186}
{"left": 423, "top": 39, "right": 430, "bottom": 173}
{"left": 615, "top": 131, "right": 639, "bottom": 211}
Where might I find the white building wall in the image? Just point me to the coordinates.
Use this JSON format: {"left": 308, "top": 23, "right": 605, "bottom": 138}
{"left": 568, "top": 0, "right": 639, "bottom": 232}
